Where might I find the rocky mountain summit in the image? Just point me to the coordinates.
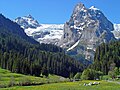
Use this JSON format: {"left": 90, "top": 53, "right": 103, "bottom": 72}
{"left": 58, "top": 3, "right": 115, "bottom": 61}
{"left": 15, "top": 14, "right": 41, "bottom": 29}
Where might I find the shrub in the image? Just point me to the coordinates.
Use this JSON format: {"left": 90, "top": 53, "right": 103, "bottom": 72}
{"left": 9, "top": 76, "right": 15, "bottom": 87}
{"left": 108, "top": 71, "right": 117, "bottom": 79}
{"left": 74, "top": 72, "right": 81, "bottom": 80}
{"left": 81, "top": 69, "right": 103, "bottom": 80}
{"left": 19, "top": 77, "right": 32, "bottom": 86}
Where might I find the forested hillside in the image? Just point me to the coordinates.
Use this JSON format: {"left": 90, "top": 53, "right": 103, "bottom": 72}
{"left": 0, "top": 14, "right": 84, "bottom": 78}
{"left": 89, "top": 41, "right": 120, "bottom": 75}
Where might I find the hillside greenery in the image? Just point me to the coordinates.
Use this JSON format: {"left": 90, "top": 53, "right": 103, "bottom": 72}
{"left": 0, "top": 68, "right": 67, "bottom": 88}
{"left": 0, "top": 14, "right": 84, "bottom": 78}
{"left": 89, "top": 41, "right": 120, "bottom": 75}
{"left": 78, "top": 41, "right": 120, "bottom": 80}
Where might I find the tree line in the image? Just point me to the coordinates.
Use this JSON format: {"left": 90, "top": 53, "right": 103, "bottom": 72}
{"left": 0, "top": 27, "right": 84, "bottom": 78}
{"left": 89, "top": 41, "right": 120, "bottom": 75}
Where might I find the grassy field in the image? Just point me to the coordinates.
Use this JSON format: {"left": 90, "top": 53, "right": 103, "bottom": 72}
{"left": 2, "top": 80, "right": 120, "bottom": 90}
{"left": 0, "top": 68, "right": 120, "bottom": 90}
{"left": 0, "top": 68, "right": 66, "bottom": 88}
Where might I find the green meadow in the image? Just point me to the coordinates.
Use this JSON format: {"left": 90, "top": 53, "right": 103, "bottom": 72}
{"left": 0, "top": 68, "right": 120, "bottom": 90}
{"left": 3, "top": 80, "right": 120, "bottom": 90}
{"left": 0, "top": 68, "right": 66, "bottom": 88}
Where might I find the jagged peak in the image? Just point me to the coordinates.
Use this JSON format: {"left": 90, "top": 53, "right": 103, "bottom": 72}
{"left": 89, "top": 6, "right": 99, "bottom": 11}
{"left": 73, "top": 3, "right": 100, "bottom": 13}
{"left": 73, "top": 2, "right": 86, "bottom": 12}
{"left": 76, "top": 2, "right": 85, "bottom": 7}
{"left": 15, "top": 14, "right": 41, "bottom": 29}
{"left": 24, "top": 14, "right": 34, "bottom": 20}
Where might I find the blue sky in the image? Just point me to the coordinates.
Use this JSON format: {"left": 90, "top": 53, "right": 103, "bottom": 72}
{"left": 0, "top": 0, "right": 120, "bottom": 24}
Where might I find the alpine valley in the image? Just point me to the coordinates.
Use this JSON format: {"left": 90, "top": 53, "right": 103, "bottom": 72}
{"left": 0, "top": 2, "right": 120, "bottom": 90}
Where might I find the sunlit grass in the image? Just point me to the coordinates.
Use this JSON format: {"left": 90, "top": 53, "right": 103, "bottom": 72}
{"left": 0, "top": 68, "right": 65, "bottom": 88}
{"left": 0, "top": 68, "right": 120, "bottom": 90}
{"left": 3, "top": 80, "right": 120, "bottom": 90}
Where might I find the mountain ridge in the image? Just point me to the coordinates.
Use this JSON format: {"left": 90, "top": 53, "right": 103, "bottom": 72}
{"left": 0, "top": 14, "right": 38, "bottom": 44}
{"left": 15, "top": 14, "right": 41, "bottom": 29}
{"left": 58, "top": 3, "right": 115, "bottom": 61}
{"left": 14, "top": 3, "right": 117, "bottom": 62}
{"left": 15, "top": 15, "right": 64, "bottom": 45}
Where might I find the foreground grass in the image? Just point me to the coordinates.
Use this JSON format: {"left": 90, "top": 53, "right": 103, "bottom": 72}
{"left": 0, "top": 68, "right": 66, "bottom": 88}
{"left": 1, "top": 68, "right": 120, "bottom": 90}
{"left": 3, "top": 80, "right": 120, "bottom": 90}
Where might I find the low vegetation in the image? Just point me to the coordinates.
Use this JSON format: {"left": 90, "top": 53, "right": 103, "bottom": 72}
{"left": 0, "top": 68, "right": 67, "bottom": 88}
{"left": 3, "top": 80, "right": 120, "bottom": 90}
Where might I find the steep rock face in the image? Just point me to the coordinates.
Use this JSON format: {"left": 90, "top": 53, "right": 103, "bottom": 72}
{"left": 58, "top": 3, "right": 115, "bottom": 61}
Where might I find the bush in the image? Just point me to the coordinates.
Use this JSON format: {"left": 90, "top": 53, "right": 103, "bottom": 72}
{"left": 19, "top": 77, "right": 32, "bottom": 86}
{"left": 9, "top": 76, "right": 15, "bottom": 87}
{"left": 108, "top": 71, "right": 117, "bottom": 79}
{"left": 81, "top": 69, "right": 103, "bottom": 80}
{"left": 74, "top": 72, "right": 81, "bottom": 80}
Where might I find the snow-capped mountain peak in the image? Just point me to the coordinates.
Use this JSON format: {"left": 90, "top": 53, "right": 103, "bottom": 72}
{"left": 15, "top": 2, "right": 116, "bottom": 63}
{"left": 15, "top": 14, "right": 41, "bottom": 29}
{"left": 25, "top": 14, "right": 34, "bottom": 19}
{"left": 58, "top": 2, "right": 115, "bottom": 61}
{"left": 15, "top": 15, "right": 64, "bottom": 45}
{"left": 74, "top": 3, "right": 85, "bottom": 11}
{"left": 89, "top": 6, "right": 99, "bottom": 11}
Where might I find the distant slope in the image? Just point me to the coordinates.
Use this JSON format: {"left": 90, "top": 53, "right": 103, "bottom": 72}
{"left": 15, "top": 14, "right": 41, "bottom": 29}
{"left": 15, "top": 15, "right": 64, "bottom": 45}
{"left": 0, "top": 14, "right": 63, "bottom": 53}
{"left": 25, "top": 24, "right": 64, "bottom": 45}
{"left": 0, "top": 14, "right": 38, "bottom": 44}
